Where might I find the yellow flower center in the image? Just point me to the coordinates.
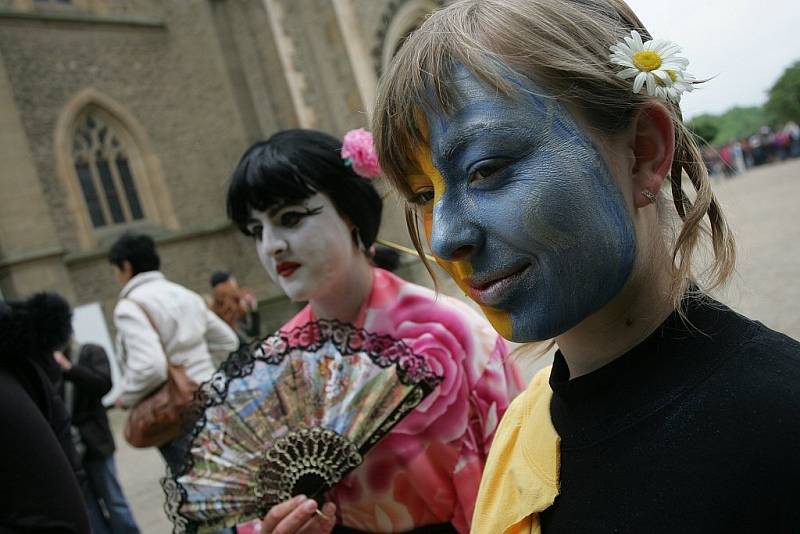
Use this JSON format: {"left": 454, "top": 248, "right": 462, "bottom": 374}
{"left": 633, "top": 50, "right": 662, "bottom": 72}
{"left": 654, "top": 69, "right": 679, "bottom": 87}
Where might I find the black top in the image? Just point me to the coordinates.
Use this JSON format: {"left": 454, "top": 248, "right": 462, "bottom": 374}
{"left": 541, "top": 295, "right": 800, "bottom": 534}
{"left": 0, "top": 359, "right": 90, "bottom": 533}
{"left": 64, "top": 344, "right": 115, "bottom": 460}
{"left": 333, "top": 524, "right": 456, "bottom": 533}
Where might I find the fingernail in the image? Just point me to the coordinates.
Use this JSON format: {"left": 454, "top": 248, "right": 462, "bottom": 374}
{"left": 323, "top": 502, "right": 336, "bottom": 514}
{"left": 303, "top": 500, "right": 317, "bottom": 512}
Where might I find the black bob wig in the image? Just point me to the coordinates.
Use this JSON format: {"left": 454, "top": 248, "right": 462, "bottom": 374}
{"left": 226, "top": 129, "right": 383, "bottom": 249}
{"left": 0, "top": 292, "right": 72, "bottom": 371}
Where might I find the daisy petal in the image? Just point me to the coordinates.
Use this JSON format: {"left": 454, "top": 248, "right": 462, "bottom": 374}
{"left": 623, "top": 36, "right": 636, "bottom": 50}
{"left": 611, "top": 57, "right": 634, "bottom": 69}
{"left": 610, "top": 52, "right": 630, "bottom": 61}
{"left": 610, "top": 43, "right": 633, "bottom": 56}
{"left": 652, "top": 70, "right": 670, "bottom": 83}
{"left": 633, "top": 72, "right": 647, "bottom": 94}
{"left": 660, "top": 44, "right": 681, "bottom": 58}
{"left": 650, "top": 39, "right": 668, "bottom": 53}
{"left": 645, "top": 73, "right": 656, "bottom": 96}
{"left": 663, "top": 58, "right": 689, "bottom": 69}
{"left": 616, "top": 42, "right": 634, "bottom": 55}
{"left": 616, "top": 67, "right": 641, "bottom": 80}
{"left": 630, "top": 30, "right": 644, "bottom": 49}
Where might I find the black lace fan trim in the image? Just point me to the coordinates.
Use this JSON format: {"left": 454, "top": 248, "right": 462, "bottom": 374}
{"left": 162, "top": 320, "right": 443, "bottom": 534}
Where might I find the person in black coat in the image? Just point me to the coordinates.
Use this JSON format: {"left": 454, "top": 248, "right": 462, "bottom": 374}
{"left": 0, "top": 293, "right": 90, "bottom": 533}
{"left": 55, "top": 343, "right": 140, "bottom": 534}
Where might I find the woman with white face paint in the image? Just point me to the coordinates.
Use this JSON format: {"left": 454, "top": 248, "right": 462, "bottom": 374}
{"left": 373, "top": 1, "right": 800, "bottom": 533}
{"left": 226, "top": 129, "right": 523, "bottom": 534}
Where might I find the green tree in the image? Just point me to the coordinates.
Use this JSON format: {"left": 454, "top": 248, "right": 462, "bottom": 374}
{"left": 765, "top": 60, "right": 800, "bottom": 125}
{"left": 687, "top": 114, "right": 720, "bottom": 144}
{"left": 714, "top": 106, "right": 768, "bottom": 144}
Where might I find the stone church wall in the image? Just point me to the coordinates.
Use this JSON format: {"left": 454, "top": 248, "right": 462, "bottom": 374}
{"left": 0, "top": 0, "right": 453, "bottom": 336}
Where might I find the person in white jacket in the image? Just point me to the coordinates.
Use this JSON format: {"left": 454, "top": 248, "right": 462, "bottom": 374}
{"left": 109, "top": 233, "right": 239, "bottom": 470}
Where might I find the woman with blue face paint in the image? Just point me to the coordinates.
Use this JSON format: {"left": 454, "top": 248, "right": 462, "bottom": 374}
{"left": 226, "top": 129, "right": 523, "bottom": 534}
{"left": 373, "top": 1, "right": 800, "bottom": 533}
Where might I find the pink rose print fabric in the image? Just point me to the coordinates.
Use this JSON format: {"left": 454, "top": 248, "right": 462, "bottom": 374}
{"left": 263, "top": 268, "right": 523, "bottom": 533}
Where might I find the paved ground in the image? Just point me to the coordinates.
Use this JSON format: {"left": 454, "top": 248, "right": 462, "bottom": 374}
{"left": 112, "top": 159, "right": 800, "bottom": 532}
{"left": 710, "top": 159, "right": 800, "bottom": 338}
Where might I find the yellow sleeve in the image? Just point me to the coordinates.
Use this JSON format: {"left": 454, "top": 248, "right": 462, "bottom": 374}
{"left": 472, "top": 366, "right": 559, "bottom": 534}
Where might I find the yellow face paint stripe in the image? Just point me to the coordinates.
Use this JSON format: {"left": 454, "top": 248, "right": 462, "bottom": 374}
{"left": 411, "top": 145, "right": 514, "bottom": 340}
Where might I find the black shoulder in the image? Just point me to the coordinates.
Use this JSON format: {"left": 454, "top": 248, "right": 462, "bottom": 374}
{"left": 740, "top": 321, "right": 800, "bottom": 371}
{"left": 721, "top": 321, "right": 800, "bottom": 436}
{"left": 706, "top": 300, "right": 800, "bottom": 376}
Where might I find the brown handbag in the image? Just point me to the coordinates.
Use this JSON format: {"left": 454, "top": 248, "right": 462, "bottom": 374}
{"left": 122, "top": 299, "right": 199, "bottom": 448}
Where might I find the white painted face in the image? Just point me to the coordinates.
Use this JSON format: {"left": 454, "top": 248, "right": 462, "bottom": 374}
{"left": 246, "top": 193, "right": 358, "bottom": 303}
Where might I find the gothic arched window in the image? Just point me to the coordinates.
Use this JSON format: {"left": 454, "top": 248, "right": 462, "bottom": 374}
{"left": 56, "top": 89, "right": 177, "bottom": 249}
{"left": 71, "top": 109, "right": 145, "bottom": 228}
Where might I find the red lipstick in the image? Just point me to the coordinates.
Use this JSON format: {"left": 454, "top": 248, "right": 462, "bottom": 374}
{"left": 276, "top": 261, "right": 301, "bottom": 278}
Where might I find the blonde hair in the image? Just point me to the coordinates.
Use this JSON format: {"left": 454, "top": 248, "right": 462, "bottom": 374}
{"left": 372, "top": 0, "right": 735, "bottom": 309}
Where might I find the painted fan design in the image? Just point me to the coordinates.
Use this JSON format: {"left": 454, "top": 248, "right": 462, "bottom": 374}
{"left": 162, "top": 320, "right": 442, "bottom": 533}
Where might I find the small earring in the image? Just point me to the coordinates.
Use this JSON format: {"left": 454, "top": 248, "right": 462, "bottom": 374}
{"left": 641, "top": 190, "right": 657, "bottom": 204}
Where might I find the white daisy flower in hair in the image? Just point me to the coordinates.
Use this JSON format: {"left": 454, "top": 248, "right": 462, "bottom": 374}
{"left": 609, "top": 30, "right": 694, "bottom": 103}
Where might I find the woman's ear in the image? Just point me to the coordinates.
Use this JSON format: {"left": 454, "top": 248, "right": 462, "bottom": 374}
{"left": 630, "top": 101, "right": 675, "bottom": 208}
{"left": 122, "top": 260, "right": 134, "bottom": 279}
{"left": 349, "top": 224, "right": 366, "bottom": 252}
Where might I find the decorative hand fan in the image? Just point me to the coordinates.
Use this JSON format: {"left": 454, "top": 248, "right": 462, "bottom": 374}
{"left": 162, "top": 320, "right": 441, "bottom": 533}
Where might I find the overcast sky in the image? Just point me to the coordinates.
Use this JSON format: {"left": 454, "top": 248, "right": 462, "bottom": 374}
{"left": 626, "top": 0, "right": 800, "bottom": 119}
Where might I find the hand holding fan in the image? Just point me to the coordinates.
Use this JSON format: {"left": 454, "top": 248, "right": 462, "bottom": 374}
{"left": 162, "top": 320, "right": 441, "bottom": 533}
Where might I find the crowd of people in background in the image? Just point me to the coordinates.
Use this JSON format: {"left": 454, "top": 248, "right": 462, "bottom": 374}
{"left": 0, "top": 233, "right": 272, "bottom": 533}
{"left": 703, "top": 121, "right": 800, "bottom": 178}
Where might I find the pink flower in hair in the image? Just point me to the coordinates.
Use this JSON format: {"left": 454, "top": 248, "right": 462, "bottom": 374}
{"left": 342, "top": 128, "right": 382, "bottom": 179}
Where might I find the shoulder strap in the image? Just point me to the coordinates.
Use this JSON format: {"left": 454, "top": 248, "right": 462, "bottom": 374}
{"left": 125, "top": 298, "right": 166, "bottom": 353}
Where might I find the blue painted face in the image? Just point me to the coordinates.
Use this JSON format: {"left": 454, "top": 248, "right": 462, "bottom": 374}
{"left": 415, "top": 65, "right": 636, "bottom": 342}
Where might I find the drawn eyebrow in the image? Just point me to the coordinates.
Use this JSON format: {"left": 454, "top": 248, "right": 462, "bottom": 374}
{"left": 267, "top": 199, "right": 299, "bottom": 217}
{"left": 273, "top": 205, "right": 324, "bottom": 220}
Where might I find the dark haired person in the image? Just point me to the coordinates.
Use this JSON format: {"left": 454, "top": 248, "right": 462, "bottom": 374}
{"left": 208, "top": 271, "right": 261, "bottom": 343}
{"left": 54, "top": 342, "right": 140, "bottom": 533}
{"left": 226, "top": 129, "right": 523, "bottom": 533}
{"left": 108, "top": 233, "right": 239, "bottom": 470}
{"left": 0, "top": 293, "right": 90, "bottom": 533}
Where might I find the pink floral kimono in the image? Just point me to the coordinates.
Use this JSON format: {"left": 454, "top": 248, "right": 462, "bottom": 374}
{"left": 241, "top": 268, "right": 523, "bottom": 533}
